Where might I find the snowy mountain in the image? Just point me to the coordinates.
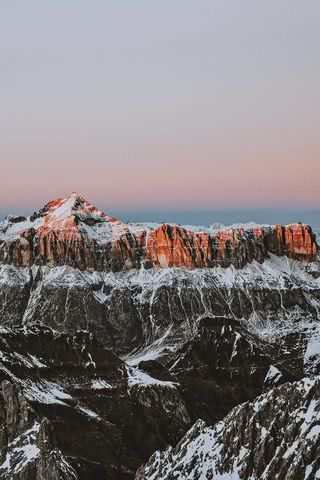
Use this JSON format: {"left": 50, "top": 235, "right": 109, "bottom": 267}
{"left": 0, "top": 193, "right": 319, "bottom": 479}
{"left": 0, "top": 193, "right": 317, "bottom": 271}
{"left": 136, "top": 377, "right": 320, "bottom": 480}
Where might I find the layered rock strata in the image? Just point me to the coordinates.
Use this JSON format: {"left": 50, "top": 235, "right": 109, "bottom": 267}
{"left": 0, "top": 193, "right": 317, "bottom": 272}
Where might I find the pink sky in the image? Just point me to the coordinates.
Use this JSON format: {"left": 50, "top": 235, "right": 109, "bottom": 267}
{"left": 1, "top": 138, "right": 319, "bottom": 211}
{"left": 0, "top": 1, "right": 319, "bottom": 211}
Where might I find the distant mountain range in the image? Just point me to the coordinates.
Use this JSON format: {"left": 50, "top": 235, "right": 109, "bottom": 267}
{"left": 1, "top": 204, "right": 320, "bottom": 229}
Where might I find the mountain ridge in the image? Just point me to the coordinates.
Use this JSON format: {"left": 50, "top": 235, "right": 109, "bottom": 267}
{"left": 0, "top": 193, "right": 317, "bottom": 272}
{"left": 0, "top": 193, "right": 319, "bottom": 479}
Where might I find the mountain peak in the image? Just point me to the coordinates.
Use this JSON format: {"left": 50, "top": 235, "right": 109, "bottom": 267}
{"left": 41, "top": 193, "right": 116, "bottom": 223}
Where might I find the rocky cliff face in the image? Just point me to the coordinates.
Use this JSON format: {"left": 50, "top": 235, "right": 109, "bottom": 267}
{"left": 146, "top": 222, "right": 317, "bottom": 268}
{"left": 165, "top": 317, "right": 301, "bottom": 423}
{"left": 0, "top": 193, "right": 317, "bottom": 272}
{"left": 0, "top": 380, "right": 77, "bottom": 480}
{"left": 0, "top": 325, "right": 190, "bottom": 479}
{"left": 0, "top": 255, "right": 319, "bottom": 357}
{"left": 136, "top": 377, "right": 320, "bottom": 480}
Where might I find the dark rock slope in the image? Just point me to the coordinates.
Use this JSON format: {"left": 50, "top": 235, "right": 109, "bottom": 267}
{"left": 0, "top": 317, "right": 302, "bottom": 479}
{"left": 0, "top": 325, "right": 189, "bottom": 479}
{"left": 136, "top": 377, "right": 320, "bottom": 480}
{"left": 0, "top": 381, "right": 77, "bottom": 480}
{"left": 165, "top": 317, "right": 301, "bottom": 422}
{"left": 0, "top": 257, "right": 319, "bottom": 357}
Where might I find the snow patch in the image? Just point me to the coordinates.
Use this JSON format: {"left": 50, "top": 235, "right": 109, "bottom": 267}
{"left": 0, "top": 422, "right": 40, "bottom": 475}
{"left": 126, "top": 366, "right": 177, "bottom": 389}
{"left": 91, "top": 379, "right": 112, "bottom": 390}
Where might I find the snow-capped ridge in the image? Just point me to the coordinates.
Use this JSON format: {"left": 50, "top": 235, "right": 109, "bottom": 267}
{"left": 41, "top": 192, "right": 116, "bottom": 223}
{"left": 0, "top": 193, "right": 318, "bottom": 272}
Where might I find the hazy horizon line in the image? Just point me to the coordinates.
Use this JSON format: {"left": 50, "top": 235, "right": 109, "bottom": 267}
{"left": 1, "top": 205, "right": 319, "bottom": 228}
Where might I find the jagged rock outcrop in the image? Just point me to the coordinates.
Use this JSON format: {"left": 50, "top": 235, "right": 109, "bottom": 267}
{"left": 164, "top": 317, "right": 301, "bottom": 422}
{"left": 0, "top": 381, "right": 77, "bottom": 480}
{"left": 136, "top": 377, "right": 320, "bottom": 480}
{"left": 0, "top": 380, "right": 33, "bottom": 465}
{"left": 0, "top": 193, "right": 317, "bottom": 272}
{"left": 0, "top": 325, "right": 191, "bottom": 479}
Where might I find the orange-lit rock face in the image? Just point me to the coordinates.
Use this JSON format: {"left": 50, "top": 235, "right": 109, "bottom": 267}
{"left": 34, "top": 215, "right": 82, "bottom": 267}
{"left": 146, "top": 223, "right": 317, "bottom": 269}
{"left": 284, "top": 224, "right": 317, "bottom": 260}
{"left": 0, "top": 194, "right": 317, "bottom": 271}
{"left": 215, "top": 230, "right": 242, "bottom": 265}
{"left": 38, "top": 215, "right": 81, "bottom": 241}
{"left": 146, "top": 225, "right": 212, "bottom": 269}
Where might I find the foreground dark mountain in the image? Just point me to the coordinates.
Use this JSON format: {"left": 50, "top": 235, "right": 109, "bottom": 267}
{"left": 0, "top": 318, "right": 302, "bottom": 479}
{"left": 137, "top": 377, "right": 320, "bottom": 480}
{"left": 0, "top": 325, "right": 188, "bottom": 479}
{"left": 165, "top": 317, "right": 301, "bottom": 422}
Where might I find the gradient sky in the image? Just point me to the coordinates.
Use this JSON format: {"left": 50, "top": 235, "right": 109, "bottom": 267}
{"left": 0, "top": 1, "right": 319, "bottom": 213}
